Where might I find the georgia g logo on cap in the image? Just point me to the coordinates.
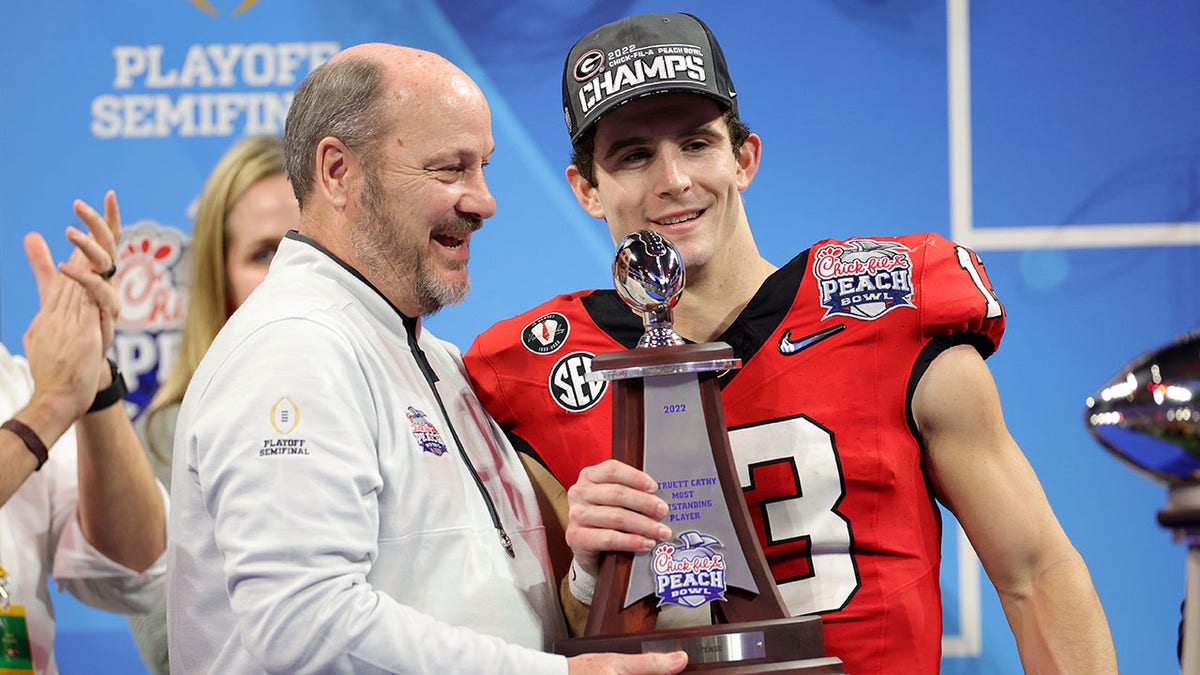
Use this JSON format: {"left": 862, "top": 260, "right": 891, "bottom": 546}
{"left": 573, "top": 49, "right": 604, "bottom": 82}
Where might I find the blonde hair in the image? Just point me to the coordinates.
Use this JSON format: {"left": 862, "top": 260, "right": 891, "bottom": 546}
{"left": 144, "top": 135, "right": 287, "bottom": 453}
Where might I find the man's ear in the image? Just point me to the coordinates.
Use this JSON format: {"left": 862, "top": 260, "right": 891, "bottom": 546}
{"left": 735, "top": 132, "right": 762, "bottom": 192}
{"left": 315, "top": 137, "right": 353, "bottom": 210}
{"left": 566, "top": 164, "right": 605, "bottom": 220}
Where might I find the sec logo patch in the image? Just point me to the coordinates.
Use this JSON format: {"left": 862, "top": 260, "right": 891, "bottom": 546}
{"left": 549, "top": 351, "right": 607, "bottom": 412}
{"left": 522, "top": 312, "right": 570, "bottom": 354}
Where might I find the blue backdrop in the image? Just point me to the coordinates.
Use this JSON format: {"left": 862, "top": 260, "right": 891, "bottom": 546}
{"left": 0, "top": 1, "right": 1195, "bottom": 672}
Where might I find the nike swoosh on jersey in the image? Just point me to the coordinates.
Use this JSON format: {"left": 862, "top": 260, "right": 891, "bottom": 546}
{"left": 778, "top": 324, "right": 846, "bottom": 356}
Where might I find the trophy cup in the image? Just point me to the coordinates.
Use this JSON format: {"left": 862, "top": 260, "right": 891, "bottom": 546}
{"left": 554, "top": 231, "right": 844, "bottom": 673}
{"left": 1085, "top": 331, "right": 1200, "bottom": 672}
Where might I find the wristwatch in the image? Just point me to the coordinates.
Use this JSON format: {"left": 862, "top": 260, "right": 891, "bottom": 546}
{"left": 88, "top": 358, "right": 129, "bottom": 413}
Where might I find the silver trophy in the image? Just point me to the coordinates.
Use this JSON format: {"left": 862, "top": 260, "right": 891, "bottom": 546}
{"left": 1085, "top": 331, "right": 1200, "bottom": 672}
{"left": 613, "top": 231, "right": 686, "bottom": 348}
{"left": 1085, "top": 331, "right": 1200, "bottom": 482}
{"left": 556, "top": 230, "right": 845, "bottom": 673}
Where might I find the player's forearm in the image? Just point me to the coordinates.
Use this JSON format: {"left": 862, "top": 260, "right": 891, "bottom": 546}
{"left": 75, "top": 403, "right": 166, "bottom": 571}
{"left": 1001, "top": 552, "right": 1117, "bottom": 674}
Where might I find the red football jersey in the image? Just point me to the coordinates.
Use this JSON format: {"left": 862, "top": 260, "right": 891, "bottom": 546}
{"left": 465, "top": 233, "right": 1005, "bottom": 675}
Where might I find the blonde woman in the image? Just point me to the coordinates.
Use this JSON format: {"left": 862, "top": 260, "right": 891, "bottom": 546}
{"left": 129, "top": 135, "right": 299, "bottom": 674}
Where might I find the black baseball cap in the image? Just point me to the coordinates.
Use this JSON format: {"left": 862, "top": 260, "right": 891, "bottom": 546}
{"left": 562, "top": 13, "right": 738, "bottom": 142}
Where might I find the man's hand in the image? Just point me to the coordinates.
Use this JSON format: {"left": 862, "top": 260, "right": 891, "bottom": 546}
{"left": 567, "top": 650, "right": 688, "bottom": 674}
{"left": 566, "top": 459, "right": 672, "bottom": 576}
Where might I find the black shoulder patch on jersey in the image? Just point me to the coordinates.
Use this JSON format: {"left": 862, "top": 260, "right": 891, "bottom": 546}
{"left": 521, "top": 312, "right": 571, "bottom": 354}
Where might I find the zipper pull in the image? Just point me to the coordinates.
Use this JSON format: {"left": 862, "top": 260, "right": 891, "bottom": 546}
{"left": 497, "top": 528, "right": 515, "bottom": 558}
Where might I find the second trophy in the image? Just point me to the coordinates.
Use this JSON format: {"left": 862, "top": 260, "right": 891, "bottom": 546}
{"left": 554, "top": 231, "right": 844, "bottom": 673}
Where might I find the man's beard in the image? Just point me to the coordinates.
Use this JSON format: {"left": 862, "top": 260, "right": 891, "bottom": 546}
{"left": 353, "top": 169, "right": 478, "bottom": 316}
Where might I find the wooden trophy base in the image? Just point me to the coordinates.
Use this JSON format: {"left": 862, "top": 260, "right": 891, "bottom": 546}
{"left": 555, "top": 616, "right": 844, "bottom": 673}
{"left": 565, "top": 342, "right": 845, "bottom": 673}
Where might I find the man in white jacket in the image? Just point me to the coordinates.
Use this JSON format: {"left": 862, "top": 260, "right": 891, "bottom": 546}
{"left": 0, "top": 193, "right": 167, "bottom": 675}
{"left": 167, "top": 42, "right": 686, "bottom": 675}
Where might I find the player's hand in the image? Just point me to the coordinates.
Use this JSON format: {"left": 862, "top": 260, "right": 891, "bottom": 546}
{"left": 567, "top": 650, "right": 688, "bottom": 674}
{"left": 566, "top": 459, "right": 672, "bottom": 576}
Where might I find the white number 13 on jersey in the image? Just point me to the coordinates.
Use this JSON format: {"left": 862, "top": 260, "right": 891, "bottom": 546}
{"left": 730, "top": 416, "right": 859, "bottom": 616}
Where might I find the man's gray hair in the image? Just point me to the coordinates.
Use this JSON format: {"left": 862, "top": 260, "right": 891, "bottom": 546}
{"left": 283, "top": 56, "right": 388, "bottom": 208}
